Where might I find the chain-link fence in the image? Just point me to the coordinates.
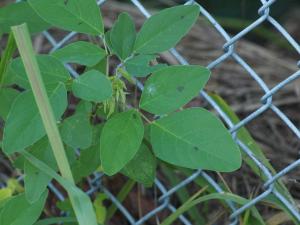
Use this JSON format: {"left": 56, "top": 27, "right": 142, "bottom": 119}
{"left": 12, "top": 0, "right": 300, "bottom": 224}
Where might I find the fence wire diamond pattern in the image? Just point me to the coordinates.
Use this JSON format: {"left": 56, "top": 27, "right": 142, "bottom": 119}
{"left": 13, "top": 0, "right": 300, "bottom": 224}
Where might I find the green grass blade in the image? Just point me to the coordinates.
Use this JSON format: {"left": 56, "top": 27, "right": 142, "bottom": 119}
{"left": 209, "top": 94, "right": 295, "bottom": 197}
{"left": 161, "top": 192, "right": 266, "bottom": 225}
{"left": 209, "top": 93, "right": 298, "bottom": 222}
{"left": 160, "top": 164, "right": 206, "bottom": 225}
{"left": 11, "top": 23, "right": 73, "bottom": 182}
{"left": 12, "top": 23, "right": 97, "bottom": 225}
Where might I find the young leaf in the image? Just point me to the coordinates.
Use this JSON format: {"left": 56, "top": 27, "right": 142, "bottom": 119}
{"left": 3, "top": 83, "right": 68, "bottom": 154}
{"left": 28, "top": 0, "right": 104, "bottom": 35}
{"left": 134, "top": 5, "right": 199, "bottom": 54}
{"left": 122, "top": 143, "right": 156, "bottom": 187}
{"left": 5, "top": 55, "right": 70, "bottom": 91}
{"left": 0, "top": 88, "right": 19, "bottom": 120}
{"left": 100, "top": 110, "right": 144, "bottom": 175}
{"left": 51, "top": 41, "right": 106, "bottom": 67}
{"left": 72, "top": 70, "right": 112, "bottom": 102}
{"left": 124, "top": 54, "right": 167, "bottom": 77}
{"left": 93, "top": 194, "right": 107, "bottom": 224}
{"left": 0, "top": 2, "right": 50, "bottom": 35}
{"left": 111, "top": 13, "right": 136, "bottom": 60}
{"left": 140, "top": 65, "right": 210, "bottom": 115}
{"left": 150, "top": 108, "right": 241, "bottom": 172}
{"left": 0, "top": 189, "right": 12, "bottom": 204}
{"left": 0, "top": 191, "right": 48, "bottom": 225}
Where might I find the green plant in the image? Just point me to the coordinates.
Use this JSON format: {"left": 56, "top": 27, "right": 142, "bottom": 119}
{"left": 0, "top": 1, "right": 290, "bottom": 225}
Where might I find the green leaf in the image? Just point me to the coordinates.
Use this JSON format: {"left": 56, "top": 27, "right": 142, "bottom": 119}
{"left": 21, "top": 140, "right": 58, "bottom": 205}
{"left": 0, "top": 88, "right": 19, "bottom": 120}
{"left": 122, "top": 143, "right": 156, "bottom": 187}
{"left": 150, "top": 108, "right": 241, "bottom": 172}
{"left": 34, "top": 217, "right": 76, "bottom": 225}
{"left": 24, "top": 161, "right": 51, "bottom": 203}
{"left": 23, "top": 152, "right": 98, "bottom": 225}
{"left": 72, "top": 125, "right": 102, "bottom": 183}
{"left": 0, "top": 32, "right": 17, "bottom": 88}
{"left": 5, "top": 55, "right": 70, "bottom": 91}
{"left": 73, "top": 145, "right": 100, "bottom": 183}
{"left": 134, "top": 5, "right": 199, "bottom": 54}
{"left": 61, "top": 112, "right": 93, "bottom": 149}
{"left": 51, "top": 41, "right": 106, "bottom": 67}
{"left": 3, "top": 83, "right": 68, "bottom": 154}
{"left": 14, "top": 137, "right": 57, "bottom": 171}
{"left": 104, "top": 30, "right": 114, "bottom": 54}
{"left": 72, "top": 70, "right": 112, "bottom": 102}
{"left": 0, "top": 191, "right": 48, "bottom": 225}
{"left": 28, "top": 0, "right": 104, "bottom": 35}
{"left": 100, "top": 110, "right": 144, "bottom": 175}
{"left": 87, "top": 55, "right": 108, "bottom": 75}
{"left": 124, "top": 54, "right": 167, "bottom": 77}
{"left": 111, "top": 13, "right": 136, "bottom": 60}
{"left": 23, "top": 138, "right": 56, "bottom": 203}
{"left": 140, "top": 65, "right": 210, "bottom": 115}
{"left": 0, "top": 2, "right": 50, "bottom": 35}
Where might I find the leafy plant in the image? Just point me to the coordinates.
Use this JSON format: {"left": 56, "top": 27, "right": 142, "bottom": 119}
{"left": 0, "top": 1, "right": 290, "bottom": 225}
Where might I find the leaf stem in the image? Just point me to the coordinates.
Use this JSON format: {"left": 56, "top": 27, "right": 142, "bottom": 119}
{"left": 138, "top": 110, "right": 152, "bottom": 124}
{"left": 101, "top": 34, "right": 110, "bottom": 76}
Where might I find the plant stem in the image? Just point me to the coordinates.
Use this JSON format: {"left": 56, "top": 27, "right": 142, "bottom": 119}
{"left": 138, "top": 110, "right": 152, "bottom": 124}
{"left": 11, "top": 23, "right": 74, "bottom": 183}
{"left": 0, "top": 32, "right": 16, "bottom": 88}
{"left": 101, "top": 34, "right": 110, "bottom": 76}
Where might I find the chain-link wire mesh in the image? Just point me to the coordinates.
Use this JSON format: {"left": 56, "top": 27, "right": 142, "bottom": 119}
{"left": 10, "top": 0, "right": 300, "bottom": 224}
